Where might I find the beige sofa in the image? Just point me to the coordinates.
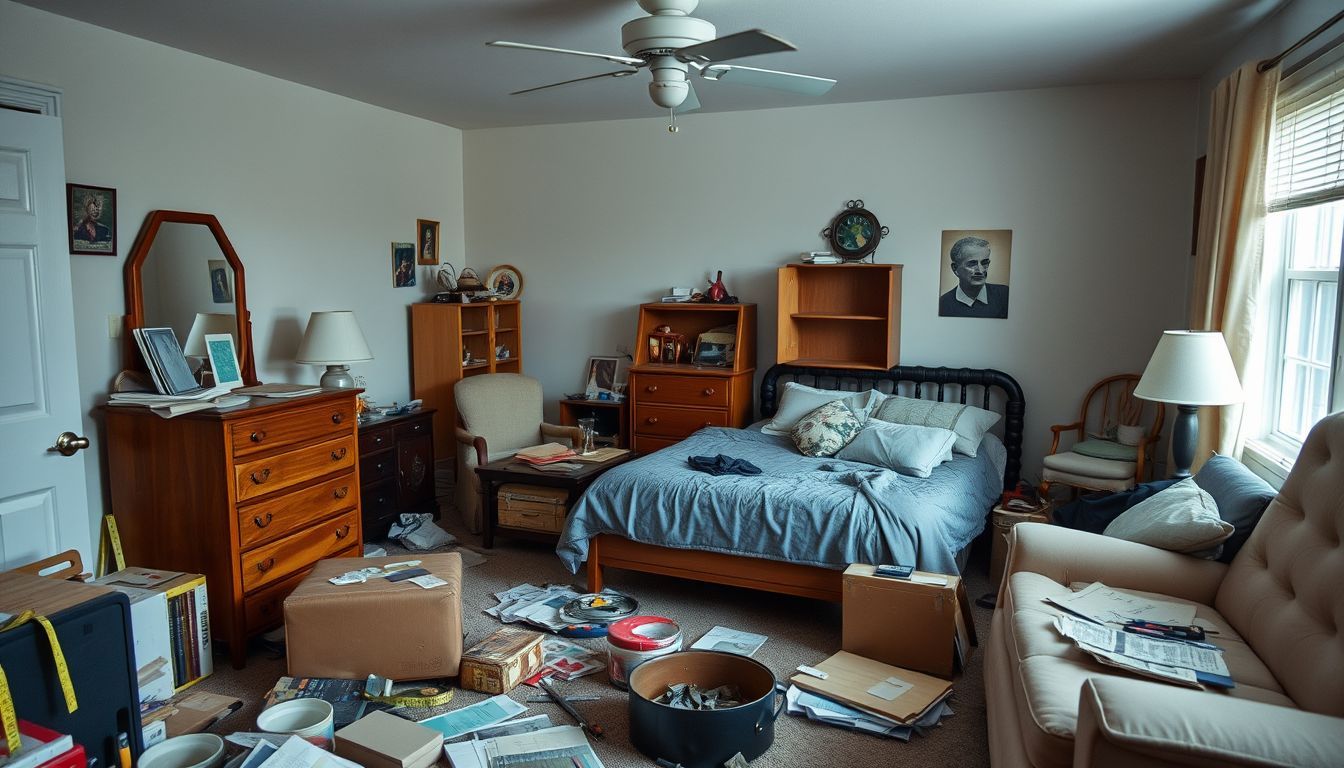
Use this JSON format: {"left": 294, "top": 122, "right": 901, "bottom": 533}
{"left": 986, "top": 411, "right": 1344, "bottom": 767}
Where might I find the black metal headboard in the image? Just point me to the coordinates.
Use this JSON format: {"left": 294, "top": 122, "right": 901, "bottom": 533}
{"left": 759, "top": 363, "right": 1026, "bottom": 491}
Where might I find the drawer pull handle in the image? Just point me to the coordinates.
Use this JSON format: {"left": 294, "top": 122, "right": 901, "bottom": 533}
{"left": 331, "top": 447, "right": 347, "bottom": 461}
{"left": 253, "top": 512, "right": 273, "bottom": 529}
{"left": 334, "top": 486, "right": 350, "bottom": 499}
{"left": 646, "top": 384, "right": 658, "bottom": 393}
{"left": 413, "top": 424, "right": 422, "bottom": 431}
{"left": 331, "top": 413, "right": 344, "bottom": 424}
{"left": 335, "top": 524, "right": 351, "bottom": 539}
{"left": 250, "top": 468, "right": 271, "bottom": 485}
{"left": 647, "top": 416, "right": 659, "bottom": 425}
{"left": 703, "top": 387, "right": 716, "bottom": 396}
{"left": 250, "top": 430, "right": 266, "bottom": 443}
{"left": 375, "top": 462, "right": 385, "bottom": 471}
{"left": 256, "top": 557, "right": 275, "bottom": 573}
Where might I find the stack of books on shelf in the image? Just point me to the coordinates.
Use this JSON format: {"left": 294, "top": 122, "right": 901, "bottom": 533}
{"left": 801, "top": 251, "right": 843, "bottom": 264}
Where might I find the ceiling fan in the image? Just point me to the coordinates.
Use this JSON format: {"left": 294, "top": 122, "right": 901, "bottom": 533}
{"left": 486, "top": 0, "right": 836, "bottom": 115}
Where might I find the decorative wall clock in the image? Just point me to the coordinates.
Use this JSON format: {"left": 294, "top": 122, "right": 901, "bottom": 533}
{"left": 822, "top": 199, "right": 888, "bottom": 261}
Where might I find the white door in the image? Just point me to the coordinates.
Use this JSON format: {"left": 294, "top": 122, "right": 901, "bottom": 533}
{"left": 0, "top": 104, "right": 94, "bottom": 569}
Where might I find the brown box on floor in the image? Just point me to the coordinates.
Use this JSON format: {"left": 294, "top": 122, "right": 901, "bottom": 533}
{"left": 458, "top": 626, "right": 544, "bottom": 694}
{"left": 284, "top": 554, "right": 462, "bottom": 680}
{"left": 841, "top": 563, "right": 975, "bottom": 679}
{"left": 497, "top": 484, "right": 568, "bottom": 534}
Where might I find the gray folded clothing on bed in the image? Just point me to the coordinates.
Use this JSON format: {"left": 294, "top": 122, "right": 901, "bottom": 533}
{"left": 687, "top": 454, "right": 762, "bottom": 476}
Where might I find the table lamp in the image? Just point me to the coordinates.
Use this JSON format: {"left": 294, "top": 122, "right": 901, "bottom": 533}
{"left": 183, "top": 312, "right": 237, "bottom": 374}
{"left": 295, "top": 310, "right": 373, "bottom": 388}
{"left": 1133, "top": 330, "right": 1243, "bottom": 479}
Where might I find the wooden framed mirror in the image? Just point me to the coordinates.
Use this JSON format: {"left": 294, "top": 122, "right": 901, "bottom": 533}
{"left": 122, "top": 210, "right": 258, "bottom": 385}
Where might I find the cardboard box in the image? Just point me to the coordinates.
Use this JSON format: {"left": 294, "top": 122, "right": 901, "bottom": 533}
{"left": 458, "top": 626, "right": 544, "bottom": 694}
{"left": 990, "top": 504, "right": 1051, "bottom": 588}
{"left": 93, "top": 567, "right": 212, "bottom": 696}
{"left": 284, "top": 554, "right": 463, "bottom": 680}
{"left": 335, "top": 711, "right": 440, "bottom": 768}
{"left": 841, "top": 564, "right": 975, "bottom": 678}
{"left": 497, "top": 484, "right": 568, "bottom": 534}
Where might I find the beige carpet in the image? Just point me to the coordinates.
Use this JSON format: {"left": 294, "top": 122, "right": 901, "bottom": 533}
{"left": 193, "top": 496, "right": 995, "bottom": 768}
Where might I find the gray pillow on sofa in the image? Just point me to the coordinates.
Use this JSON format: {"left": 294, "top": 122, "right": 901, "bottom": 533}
{"left": 1193, "top": 454, "right": 1276, "bottom": 564}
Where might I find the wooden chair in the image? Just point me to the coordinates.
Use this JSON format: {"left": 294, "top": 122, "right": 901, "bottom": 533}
{"left": 11, "top": 550, "right": 90, "bottom": 581}
{"left": 1039, "top": 374, "right": 1165, "bottom": 496}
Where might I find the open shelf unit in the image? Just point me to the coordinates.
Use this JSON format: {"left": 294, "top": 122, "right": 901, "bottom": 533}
{"left": 777, "top": 264, "right": 902, "bottom": 370}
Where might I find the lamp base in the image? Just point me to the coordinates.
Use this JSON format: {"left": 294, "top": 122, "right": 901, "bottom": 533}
{"left": 319, "top": 364, "right": 355, "bottom": 388}
{"left": 1170, "top": 403, "right": 1199, "bottom": 479}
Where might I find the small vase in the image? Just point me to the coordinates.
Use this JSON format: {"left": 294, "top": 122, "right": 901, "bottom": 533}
{"left": 707, "top": 271, "right": 728, "bottom": 303}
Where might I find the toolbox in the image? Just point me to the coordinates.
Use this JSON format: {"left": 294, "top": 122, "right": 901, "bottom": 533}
{"left": 497, "top": 484, "right": 569, "bottom": 533}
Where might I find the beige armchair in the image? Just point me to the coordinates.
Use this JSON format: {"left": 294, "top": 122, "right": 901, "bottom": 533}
{"left": 453, "top": 373, "right": 581, "bottom": 532}
{"left": 1040, "top": 374, "right": 1165, "bottom": 496}
{"left": 987, "top": 410, "right": 1344, "bottom": 767}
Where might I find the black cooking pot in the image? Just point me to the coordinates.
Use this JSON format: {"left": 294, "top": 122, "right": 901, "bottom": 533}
{"left": 628, "top": 650, "right": 784, "bottom": 768}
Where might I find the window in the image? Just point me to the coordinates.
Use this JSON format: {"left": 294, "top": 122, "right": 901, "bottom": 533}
{"left": 1249, "top": 46, "right": 1344, "bottom": 482}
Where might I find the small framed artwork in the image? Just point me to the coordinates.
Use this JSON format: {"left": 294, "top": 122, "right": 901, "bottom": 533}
{"left": 208, "top": 259, "right": 232, "bottom": 304}
{"left": 66, "top": 183, "right": 117, "bottom": 255}
{"left": 487, "top": 264, "right": 523, "bottom": 299}
{"left": 204, "top": 333, "right": 243, "bottom": 389}
{"left": 693, "top": 330, "right": 736, "bottom": 367}
{"left": 937, "top": 229, "right": 1013, "bottom": 319}
{"left": 583, "top": 356, "right": 620, "bottom": 396}
{"left": 417, "top": 219, "right": 439, "bottom": 265}
{"left": 392, "top": 242, "right": 416, "bottom": 287}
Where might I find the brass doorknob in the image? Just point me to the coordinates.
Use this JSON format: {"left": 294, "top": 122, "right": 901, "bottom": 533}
{"left": 50, "top": 432, "right": 90, "bottom": 457}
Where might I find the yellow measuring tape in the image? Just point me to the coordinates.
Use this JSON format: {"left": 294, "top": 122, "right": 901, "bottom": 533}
{"left": 0, "top": 610, "right": 79, "bottom": 752}
{"left": 362, "top": 685, "right": 454, "bottom": 708}
{"left": 97, "top": 514, "right": 127, "bottom": 577}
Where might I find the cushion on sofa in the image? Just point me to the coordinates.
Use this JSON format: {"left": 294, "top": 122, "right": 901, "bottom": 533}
{"left": 761, "top": 382, "right": 879, "bottom": 435}
{"left": 834, "top": 421, "right": 956, "bottom": 477}
{"left": 1193, "top": 454, "right": 1276, "bottom": 564}
{"left": 1050, "top": 479, "right": 1180, "bottom": 534}
{"left": 870, "top": 395, "right": 999, "bottom": 457}
{"left": 1102, "top": 478, "right": 1234, "bottom": 555}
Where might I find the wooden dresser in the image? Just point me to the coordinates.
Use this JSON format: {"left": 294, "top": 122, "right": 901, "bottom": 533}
{"left": 357, "top": 408, "right": 437, "bottom": 541}
{"left": 629, "top": 303, "right": 757, "bottom": 454}
{"left": 105, "top": 390, "right": 362, "bottom": 668}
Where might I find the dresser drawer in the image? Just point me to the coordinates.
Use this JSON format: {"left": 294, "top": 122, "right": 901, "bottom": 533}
{"left": 395, "top": 416, "right": 432, "bottom": 441}
{"left": 360, "top": 450, "right": 396, "bottom": 484}
{"left": 635, "top": 374, "right": 730, "bottom": 408}
{"left": 632, "top": 434, "right": 683, "bottom": 455}
{"left": 359, "top": 424, "right": 394, "bottom": 455}
{"left": 237, "top": 472, "right": 357, "bottom": 550}
{"left": 235, "top": 435, "right": 356, "bottom": 502}
{"left": 231, "top": 401, "right": 354, "bottom": 459}
{"left": 362, "top": 479, "right": 397, "bottom": 523}
{"left": 241, "top": 508, "right": 359, "bottom": 594}
{"left": 241, "top": 546, "right": 357, "bottom": 632}
{"left": 634, "top": 404, "right": 728, "bottom": 438}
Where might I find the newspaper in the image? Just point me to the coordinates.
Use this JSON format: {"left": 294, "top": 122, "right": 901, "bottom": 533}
{"left": 1054, "top": 615, "right": 1231, "bottom": 688}
{"left": 1046, "top": 582, "right": 1197, "bottom": 627}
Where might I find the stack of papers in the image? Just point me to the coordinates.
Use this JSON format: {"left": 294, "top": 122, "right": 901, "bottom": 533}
{"left": 785, "top": 685, "right": 952, "bottom": 740}
{"left": 1046, "top": 582, "right": 1197, "bottom": 627}
{"left": 486, "top": 583, "right": 627, "bottom": 633}
{"left": 419, "top": 695, "right": 528, "bottom": 741}
{"left": 108, "top": 386, "right": 249, "bottom": 418}
{"left": 522, "top": 637, "right": 605, "bottom": 685}
{"left": 1053, "top": 614, "right": 1232, "bottom": 688}
{"left": 514, "top": 443, "right": 578, "bottom": 465}
{"left": 236, "top": 735, "right": 362, "bottom": 768}
{"left": 444, "top": 725, "right": 604, "bottom": 768}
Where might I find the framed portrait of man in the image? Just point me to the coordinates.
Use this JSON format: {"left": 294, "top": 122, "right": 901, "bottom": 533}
{"left": 938, "top": 229, "right": 1013, "bottom": 319}
{"left": 417, "top": 218, "right": 439, "bottom": 265}
{"left": 67, "top": 183, "right": 117, "bottom": 255}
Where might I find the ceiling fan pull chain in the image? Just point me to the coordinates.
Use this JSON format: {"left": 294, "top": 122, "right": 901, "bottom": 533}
{"left": 668, "top": 107, "right": 679, "bottom": 134}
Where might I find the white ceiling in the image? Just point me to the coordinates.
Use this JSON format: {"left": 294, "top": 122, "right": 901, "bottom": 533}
{"left": 21, "top": 0, "right": 1289, "bottom": 130}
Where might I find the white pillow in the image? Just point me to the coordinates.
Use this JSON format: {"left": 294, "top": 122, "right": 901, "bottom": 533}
{"left": 1103, "top": 477, "right": 1235, "bottom": 555}
{"left": 871, "top": 395, "right": 1000, "bottom": 457}
{"left": 835, "top": 421, "right": 957, "bottom": 478}
{"left": 761, "top": 382, "right": 881, "bottom": 436}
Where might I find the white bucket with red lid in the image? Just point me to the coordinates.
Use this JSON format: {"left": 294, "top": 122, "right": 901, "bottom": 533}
{"left": 606, "top": 615, "right": 682, "bottom": 690}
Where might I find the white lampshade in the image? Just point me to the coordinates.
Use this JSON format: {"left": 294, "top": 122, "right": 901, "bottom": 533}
{"left": 295, "top": 311, "right": 373, "bottom": 365}
{"left": 183, "top": 313, "right": 237, "bottom": 358}
{"left": 1134, "top": 330, "right": 1243, "bottom": 406}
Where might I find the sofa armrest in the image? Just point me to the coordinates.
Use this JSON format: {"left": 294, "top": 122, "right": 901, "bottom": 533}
{"left": 1075, "top": 677, "right": 1344, "bottom": 768}
{"left": 541, "top": 422, "right": 583, "bottom": 447}
{"left": 1004, "top": 523, "right": 1227, "bottom": 606}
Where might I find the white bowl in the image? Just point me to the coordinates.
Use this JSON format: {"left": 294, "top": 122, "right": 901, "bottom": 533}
{"left": 139, "top": 734, "right": 225, "bottom": 768}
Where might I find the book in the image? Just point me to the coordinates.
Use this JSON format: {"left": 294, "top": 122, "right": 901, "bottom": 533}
{"left": 0, "top": 721, "right": 73, "bottom": 768}
{"left": 514, "top": 443, "right": 575, "bottom": 461}
{"left": 135, "top": 327, "right": 206, "bottom": 396}
{"left": 265, "top": 677, "right": 368, "bottom": 729}
{"left": 333, "top": 711, "right": 441, "bottom": 768}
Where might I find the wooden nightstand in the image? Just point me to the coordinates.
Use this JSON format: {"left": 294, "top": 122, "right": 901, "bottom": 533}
{"left": 357, "top": 408, "right": 438, "bottom": 542}
{"left": 989, "top": 501, "right": 1053, "bottom": 589}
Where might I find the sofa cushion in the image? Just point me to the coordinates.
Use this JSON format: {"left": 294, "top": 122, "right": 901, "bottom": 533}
{"left": 1042, "top": 451, "right": 1136, "bottom": 480}
{"left": 1102, "top": 477, "right": 1234, "bottom": 555}
{"left": 1193, "top": 454, "right": 1276, "bottom": 563}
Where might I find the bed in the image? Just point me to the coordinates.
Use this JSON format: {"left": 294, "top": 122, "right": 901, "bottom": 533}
{"left": 559, "top": 363, "right": 1025, "bottom": 601}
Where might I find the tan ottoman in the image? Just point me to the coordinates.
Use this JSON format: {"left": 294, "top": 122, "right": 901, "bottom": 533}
{"left": 284, "top": 553, "right": 463, "bottom": 680}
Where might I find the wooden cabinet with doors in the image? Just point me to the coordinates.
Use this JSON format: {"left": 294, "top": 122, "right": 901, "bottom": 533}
{"left": 411, "top": 301, "right": 522, "bottom": 465}
{"left": 105, "top": 390, "right": 362, "bottom": 668}
{"left": 777, "top": 263, "right": 902, "bottom": 370}
{"left": 358, "top": 408, "right": 437, "bottom": 541}
{"left": 628, "top": 303, "right": 756, "bottom": 454}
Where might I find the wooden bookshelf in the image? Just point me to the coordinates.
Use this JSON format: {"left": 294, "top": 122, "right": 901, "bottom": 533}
{"left": 777, "top": 264, "right": 901, "bottom": 370}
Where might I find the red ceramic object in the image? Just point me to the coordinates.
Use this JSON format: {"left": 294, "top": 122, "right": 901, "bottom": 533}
{"left": 707, "top": 270, "right": 728, "bottom": 302}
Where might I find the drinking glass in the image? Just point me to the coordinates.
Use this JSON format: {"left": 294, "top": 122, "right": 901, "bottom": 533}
{"left": 576, "top": 417, "right": 597, "bottom": 454}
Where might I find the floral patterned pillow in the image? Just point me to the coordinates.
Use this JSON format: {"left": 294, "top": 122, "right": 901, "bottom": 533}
{"left": 791, "top": 399, "right": 863, "bottom": 457}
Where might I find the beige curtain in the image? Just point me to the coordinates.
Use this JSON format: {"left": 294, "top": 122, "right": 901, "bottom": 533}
{"left": 1188, "top": 60, "right": 1279, "bottom": 467}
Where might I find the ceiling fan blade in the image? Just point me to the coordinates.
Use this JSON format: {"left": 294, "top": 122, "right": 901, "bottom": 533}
{"left": 487, "top": 40, "right": 645, "bottom": 68}
{"left": 510, "top": 69, "right": 640, "bottom": 96}
{"left": 674, "top": 82, "right": 701, "bottom": 114}
{"left": 675, "top": 29, "right": 795, "bottom": 64}
{"left": 701, "top": 64, "right": 836, "bottom": 96}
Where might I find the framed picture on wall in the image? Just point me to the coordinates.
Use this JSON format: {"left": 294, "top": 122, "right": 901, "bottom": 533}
{"left": 392, "top": 242, "right": 416, "bottom": 287}
{"left": 66, "top": 183, "right": 117, "bottom": 255}
{"left": 937, "top": 229, "right": 1012, "bottom": 319}
{"left": 417, "top": 219, "right": 439, "bottom": 265}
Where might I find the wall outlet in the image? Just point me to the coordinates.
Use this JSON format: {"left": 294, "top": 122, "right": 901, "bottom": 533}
{"left": 107, "top": 314, "right": 123, "bottom": 338}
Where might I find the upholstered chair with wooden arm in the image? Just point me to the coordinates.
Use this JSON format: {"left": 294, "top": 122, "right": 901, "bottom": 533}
{"left": 453, "top": 373, "right": 582, "bottom": 533}
{"left": 1039, "top": 374, "right": 1165, "bottom": 496}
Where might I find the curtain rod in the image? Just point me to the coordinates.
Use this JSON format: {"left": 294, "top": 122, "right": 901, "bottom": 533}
{"left": 1258, "top": 8, "right": 1344, "bottom": 72}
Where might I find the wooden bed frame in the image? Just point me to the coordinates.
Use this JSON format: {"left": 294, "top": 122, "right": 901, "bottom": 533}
{"left": 585, "top": 363, "right": 1026, "bottom": 602}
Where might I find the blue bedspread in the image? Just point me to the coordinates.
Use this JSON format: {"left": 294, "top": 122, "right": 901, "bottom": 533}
{"left": 557, "top": 426, "right": 1006, "bottom": 575}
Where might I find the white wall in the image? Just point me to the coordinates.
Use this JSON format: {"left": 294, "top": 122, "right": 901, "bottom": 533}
{"left": 463, "top": 82, "right": 1198, "bottom": 477}
{"left": 0, "top": 1, "right": 466, "bottom": 541}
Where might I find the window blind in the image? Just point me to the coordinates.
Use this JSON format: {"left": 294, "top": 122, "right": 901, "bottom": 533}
{"left": 1268, "top": 45, "right": 1344, "bottom": 212}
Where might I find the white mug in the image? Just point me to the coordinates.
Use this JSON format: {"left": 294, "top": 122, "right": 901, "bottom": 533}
{"left": 256, "top": 698, "right": 335, "bottom": 750}
{"left": 138, "top": 734, "right": 225, "bottom": 768}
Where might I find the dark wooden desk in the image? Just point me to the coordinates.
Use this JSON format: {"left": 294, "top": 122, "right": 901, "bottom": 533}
{"left": 476, "top": 453, "right": 633, "bottom": 547}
